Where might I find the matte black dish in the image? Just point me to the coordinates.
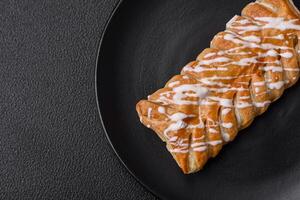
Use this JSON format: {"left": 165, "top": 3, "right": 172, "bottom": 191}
{"left": 96, "top": 0, "right": 300, "bottom": 199}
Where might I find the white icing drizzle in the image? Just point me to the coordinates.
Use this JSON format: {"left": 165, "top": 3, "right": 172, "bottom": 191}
{"left": 158, "top": 106, "right": 165, "bottom": 114}
{"left": 242, "top": 35, "right": 261, "bottom": 43}
{"left": 260, "top": 66, "right": 283, "bottom": 72}
{"left": 193, "top": 146, "right": 208, "bottom": 152}
{"left": 199, "top": 57, "right": 231, "bottom": 65}
{"left": 207, "top": 140, "right": 223, "bottom": 146}
{"left": 222, "top": 123, "right": 233, "bottom": 129}
{"left": 191, "top": 142, "right": 204, "bottom": 148}
{"left": 160, "top": 111, "right": 197, "bottom": 139}
{"left": 255, "top": 17, "right": 300, "bottom": 31}
{"left": 256, "top": 49, "right": 278, "bottom": 58}
{"left": 221, "top": 133, "right": 231, "bottom": 142}
{"left": 255, "top": 91, "right": 267, "bottom": 97}
{"left": 280, "top": 52, "right": 293, "bottom": 58}
{"left": 229, "top": 17, "right": 300, "bottom": 34}
{"left": 253, "top": 101, "right": 271, "bottom": 108}
{"left": 169, "top": 113, "right": 195, "bottom": 121}
{"left": 265, "top": 34, "right": 284, "bottom": 40}
{"left": 169, "top": 136, "right": 178, "bottom": 142}
{"left": 253, "top": 81, "right": 265, "bottom": 86}
{"left": 205, "top": 86, "right": 248, "bottom": 93}
{"left": 191, "top": 140, "right": 223, "bottom": 151}
{"left": 238, "top": 19, "right": 251, "bottom": 25}
{"left": 226, "top": 15, "right": 239, "bottom": 28}
{"left": 169, "top": 148, "right": 189, "bottom": 154}
{"left": 208, "top": 128, "right": 218, "bottom": 133}
{"left": 172, "top": 84, "right": 209, "bottom": 104}
{"left": 187, "top": 122, "right": 205, "bottom": 129}
{"left": 223, "top": 33, "right": 261, "bottom": 48}
{"left": 183, "top": 65, "right": 229, "bottom": 73}
{"left": 267, "top": 81, "right": 285, "bottom": 90}
{"left": 147, "top": 108, "right": 152, "bottom": 119}
{"left": 168, "top": 81, "right": 180, "bottom": 87}
{"left": 164, "top": 120, "right": 187, "bottom": 138}
{"left": 256, "top": 1, "right": 277, "bottom": 12}
{"left": 204, "top": 52, "right": 218, "bottom": 58}
{"left": 221, "top": 108, "right": 232, "bottom": 115}
{"left": 208, "top": 97, "right": 233, "bottom": 107}
{"left": 200, "top": 78, "right": 231, "bottom": 88}
{"left": 206, "top": 75, "right": 251, "bottom": 80}
{"left": 285, "top": 68, "right": 300, "bottom": 72}
{"left": 240, "top": 96, "right": 251, "bottom": 100}
{"left": 158, "top": 84, "right": 210, "bottom": 105}
{"left": 170, "top": 137, "right": 225, "bottom": 153}
{"left": 261, "top": 43, "right": 291, "bottom": 50}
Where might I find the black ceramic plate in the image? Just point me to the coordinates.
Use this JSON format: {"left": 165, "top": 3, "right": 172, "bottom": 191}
{"left": 96, "top": 0, "right": 300, "bottom": 199}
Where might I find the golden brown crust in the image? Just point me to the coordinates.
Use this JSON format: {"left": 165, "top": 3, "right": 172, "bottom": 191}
{"left": 136, "top": 0, "right": 300, "bottom": 174}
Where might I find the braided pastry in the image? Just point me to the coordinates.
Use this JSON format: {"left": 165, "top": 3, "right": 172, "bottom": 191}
{"left": 136, "top": 0, "right": 300, "bottom": 174}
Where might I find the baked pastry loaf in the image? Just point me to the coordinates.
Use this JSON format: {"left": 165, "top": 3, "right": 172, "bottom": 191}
{"left": 136, "top": 0, "right": 300, "bottom": 174}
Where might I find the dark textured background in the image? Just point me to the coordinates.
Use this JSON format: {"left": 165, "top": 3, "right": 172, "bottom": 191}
{"left": 0, "top": 0, "right": 156, "bottom": 199}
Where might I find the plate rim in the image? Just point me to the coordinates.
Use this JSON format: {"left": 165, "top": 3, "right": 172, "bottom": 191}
{"left": 94, "top": 1, "right": 160, "bottom": 199}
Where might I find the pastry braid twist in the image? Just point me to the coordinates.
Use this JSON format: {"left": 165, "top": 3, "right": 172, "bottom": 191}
{"left": 136, "top": 0, "right": 300, "bottom": 174}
